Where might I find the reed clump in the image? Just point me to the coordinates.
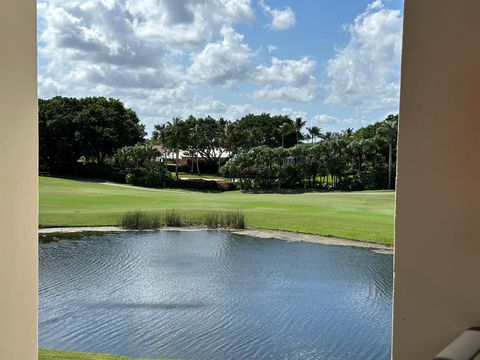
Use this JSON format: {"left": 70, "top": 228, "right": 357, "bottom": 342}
{"left": 120, "top": 211, "right": 162, "bottom": 230}
{"left": 204, "top": 211, "right": 220, "bottom": 228}
{"left": 120, "top": 209, "right": 245, "bottom": 230}
{"left": 164, "top": 209, "right": 183, "bottom": 227}
{"left": 223, "top": 209, "right": 246, "bottom": 229}
{"left": 203, "top": 210, "right": 246, "bottom": 229}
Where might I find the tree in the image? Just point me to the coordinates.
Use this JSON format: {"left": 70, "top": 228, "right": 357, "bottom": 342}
{"left": 116, "top": 144, "right": 159, "bottom": 169}
{"left": 306, "top": 126, "right": 321, "bottom": 143}
{"left": 280, "top": 123, "right": 295, "bottom": 148}
{"left": 152, "top": 123, "right": 169, "bottom": 162}
{"left": 153, "top": 112, "right": 399, "bottom": 191}
{"left": 39, "top": 96, "right": 145, "bottom": 173}
{"left": 294, "top": 117, "right": 306, "bottom": 144}
{"left": 166, "top": 117, "right": 185, "bottom": 179}
{"left": 376, "top": 115, "right": 398, "bottom": 189}
{"left": 39, "top": 97, "right": 83, "bottom": 172}
{"left": 234, "top": 113, "right": 297, "bottom": 149}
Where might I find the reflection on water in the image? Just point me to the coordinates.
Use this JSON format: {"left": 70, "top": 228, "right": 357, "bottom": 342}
{"left": 39, "top": 231, "right": 393, "bottom": 360}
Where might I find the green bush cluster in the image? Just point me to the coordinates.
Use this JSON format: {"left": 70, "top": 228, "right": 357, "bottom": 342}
{"left": 221, "top": 115, "right": 398, "bottom": 191}
{"left": 123, "top": 166, "right": 171, "bottom": 187}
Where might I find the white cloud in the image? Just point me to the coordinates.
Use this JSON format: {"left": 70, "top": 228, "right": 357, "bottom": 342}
{"left": 267, "top": 45, "right": 277, "bottom": 53}
{"left": 310, "top": 114, "right": 340, "bottom": 127}
{"left": 255, "top": 57, "right": 316, "bottom": 86}
{"left": 38, "top": 0, "right": 314, "bottom": 111}
{"left": 308, "top": 114, "right": 358, "bottom": 132}
{"left": 251, "top": 56, "right": 320, "bottom": 102}
{"left": 195, "top": 98, "right": 228, "bottom": 115}
{"left": 259, "top": 0, "right": 296, "bottom": 30}
{"left": 134, "top": 98, "right": 309, "bottom": 131}
{"left": 325, "top": 0, "right": 402, "bottom": 110}
{"left": 252, "top": 83, "right": 320, "bottom": 103}
{"left": 38, "top": 0, "right": 402, "bottom": 135}
{"left": 187, "top": 26, "right": 255, "bottom": 85}
{"left": 38, "top": 0, "right": 257, "bottom": 95}
{"left": 38, "top": 74, "right": 66, "bottom": 98}
{"left": 125, "top": 0, "right": 254, "bottom": 48}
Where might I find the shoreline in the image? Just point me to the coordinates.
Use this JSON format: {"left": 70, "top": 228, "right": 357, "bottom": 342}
{"left": 39, "top": 226, "right": 393, "bottom": 252}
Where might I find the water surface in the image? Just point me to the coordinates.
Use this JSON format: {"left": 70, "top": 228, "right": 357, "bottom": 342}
{"left": 39, "top": 230, "right": 393, "bottom": 360}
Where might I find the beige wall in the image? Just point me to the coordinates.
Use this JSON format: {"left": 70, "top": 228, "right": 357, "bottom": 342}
{"left": 0, "top": 0, "right": 38, "bottom": 359}
{"left": 393, "top": 1, "right": 480, "bottom": 359}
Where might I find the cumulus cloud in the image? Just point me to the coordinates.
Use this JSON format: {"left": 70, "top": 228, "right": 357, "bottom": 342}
{"left": 187, "top": 30, "right": 320, "bottom": 95}
{"left": 131, "top": 98, "right": 308, "bottom": 129}
{"left": 255, "top": 57, "right": 316, "bottom": 86}
{"left": 259, "top": 0, "right": 296, "bottom": 30}
{"left": 38, "top": 0, "right": 317, "bottom": 121}
{"left": 37, "top": 74, "right": 66, "bottom": 98}
{"left": 325, "top": 0, "right": 402, "bottom": 110}
{"left": 252, "top": 83, "right": 320, "bottom": 103}
{"left": 38, "top": 0, "right": 257, "bottom": 93}
{"left": 188, "top": 26, "right": 255, "bottom": 85}
{"left": 310, "top": 114, "right": 340, "bottom": 127}
{"left": 251, "top": 57, "right": 320, "bottom": 102}
{"left": 38, "top": 0, "right": 402, "bottom": 134}
{"left": 307, "top": 114, "right": 358, "bottom": 132}
{"left": 126, "top": 0, "right": 254, "bottom": 47}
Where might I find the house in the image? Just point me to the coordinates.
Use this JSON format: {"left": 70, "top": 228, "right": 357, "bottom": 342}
{"left": 152, "top": 145, "right": 231, "bottom": 162}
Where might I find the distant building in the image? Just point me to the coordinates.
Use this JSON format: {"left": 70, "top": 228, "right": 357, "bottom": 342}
{"left": 152, "top": 145, "right": 231, "bottom": 162}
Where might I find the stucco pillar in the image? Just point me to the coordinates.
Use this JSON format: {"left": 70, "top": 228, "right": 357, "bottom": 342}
{"left": 0, "top": 0, "right": 38, "bottom": 358}
{"left": 393, "top": 1, "right": 480, "bottom": 358}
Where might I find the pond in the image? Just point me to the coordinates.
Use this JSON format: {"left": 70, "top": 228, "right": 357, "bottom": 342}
{"left": 39, "top": 230, "right": 393, "bottom": 360}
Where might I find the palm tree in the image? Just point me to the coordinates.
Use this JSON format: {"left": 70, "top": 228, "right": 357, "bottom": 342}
{"left": 152, "top": 123, "right": 168, "bottom": 162}
{"left": 343, "top": 127, "right": 354, "bottom": 138}
{"left": 280, "top": 123, "right": 295, "bottom": 148}
{"left": 306, "top": 126, "right": 321, "bottom": 143}
{"left": 294, "top": 117, "right": 306, "bottom": 144}
{"left": 376, "top": 115, "right": 398, "bottom": 189}
{"left": 313, "top": 127, "right": 321, "bottom": 143}
{"left": 167, "top": 117, "right": 184, "bottom": 179}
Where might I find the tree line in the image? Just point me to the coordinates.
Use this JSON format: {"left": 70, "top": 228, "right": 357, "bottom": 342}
{"left": 39, "top": 96, "right": 397, "bottom": 191}
{"left": 154, "top": 114, "right": 398, "bottom": 190}
{"left": 151, "top": 114, "right": 306, "bottom": 177}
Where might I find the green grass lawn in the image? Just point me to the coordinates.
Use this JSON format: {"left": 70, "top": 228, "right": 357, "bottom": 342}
{"left": 39, "top": 349, "right": 165, "bottom": 360}
{"left": 39, "top": 176, "right": 395, "bottom": 244}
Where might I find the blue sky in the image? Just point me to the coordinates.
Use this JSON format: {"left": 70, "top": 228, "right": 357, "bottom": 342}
{"left": 37, "top": 0, "right": 404, "bottom": 135}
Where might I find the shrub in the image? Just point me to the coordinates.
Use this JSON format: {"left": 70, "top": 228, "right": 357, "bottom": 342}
{"left": 120, "top": 211, "right": 161, "bottom": 230}
{"left": 171, "top": 178, "right": 236, "bottom": 191}
{"left": 164, "top": 209, "right": 183, "bottom": 227}
{"left": 125, "top": 173, "right": 136, "bottom": 184}
{"left": 111, "top": 168, "right": 127, "bottom": 183}
{"left": 166, "top": 163, "right": 190, "bottom": 173}
{"left": 124, "top": 166, "right": 171, "bottom": 187}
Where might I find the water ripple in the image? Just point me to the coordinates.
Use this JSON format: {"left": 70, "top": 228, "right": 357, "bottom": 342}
{"left": 39, "top": 230, "right": 393, "bottom": 360}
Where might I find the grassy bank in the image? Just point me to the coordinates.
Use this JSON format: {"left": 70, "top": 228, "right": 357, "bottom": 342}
{"left": 39, "top": 349, "right": 165, "bottom": 360}
{"left": 39, "top": 176, "right": 395, "bottom": 244}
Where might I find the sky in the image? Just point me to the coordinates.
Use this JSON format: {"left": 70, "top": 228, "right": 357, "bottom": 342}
{"left": 37, "top": 0, "right": 404, "bottom": 135}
